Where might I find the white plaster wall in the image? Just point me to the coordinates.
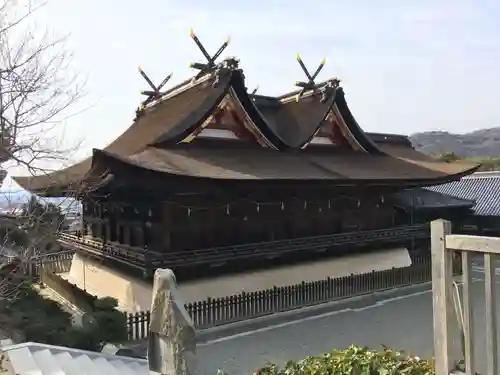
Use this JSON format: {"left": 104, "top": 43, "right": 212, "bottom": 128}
{"left": 63, "top": 254, "right": 151, "bottom": 312}
{"left": 62, "top": 248, "right": 411, "bottom": 312}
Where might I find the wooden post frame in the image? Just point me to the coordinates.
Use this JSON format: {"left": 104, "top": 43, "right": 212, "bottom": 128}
{"left": 432, "top": 219, "right": 500, "bottom": 375}
{"left": 431, "top": 219, "right": 457, "bottom": 375}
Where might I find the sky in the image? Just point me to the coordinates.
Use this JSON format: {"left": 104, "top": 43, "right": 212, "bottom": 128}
{"left": 3, "top": 0, "right": 500, "bottom": 184}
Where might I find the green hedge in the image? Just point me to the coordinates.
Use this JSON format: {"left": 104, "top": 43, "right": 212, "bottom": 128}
{"left": 4, "top": 281, "right": 84, "bottom": 346}
{"left": 40, "top": 271, "right": 128, "bottom": 346}
{"left": 220, "top": 346, "right": 435, "bottom": 375}
{"left": 1, "top": 277, "right": 127, "bottom": 350}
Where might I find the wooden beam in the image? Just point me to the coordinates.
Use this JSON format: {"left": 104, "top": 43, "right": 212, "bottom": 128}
{"left": 461, "top": 250, "right": 475, "bottom": 374}
{"left": 484, "top": 252, "right": 498, "bottom": 375}
{"left": 430, "top": 219, "right": 457, "bottom": 375}
{"left": 446, "top": 234, "right": 500, "bottom": 254}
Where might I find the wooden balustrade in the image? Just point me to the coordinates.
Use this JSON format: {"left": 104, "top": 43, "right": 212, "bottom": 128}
{"left": 58, "top": 224, "right": 430, "bottom": 270}
{"left": 431, "top": 219, "right": 500, "bottom": 375}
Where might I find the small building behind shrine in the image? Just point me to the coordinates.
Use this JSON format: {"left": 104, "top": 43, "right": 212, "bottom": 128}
{"left": 427, "top": 171, "right": 500, "bottom": 236}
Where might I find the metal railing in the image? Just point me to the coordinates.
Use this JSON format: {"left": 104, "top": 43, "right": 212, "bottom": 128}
{"left": 58, "top": 224, "right": 430, "bottom": 270}
{"left": 431, "top": 219, "right": 499, "bottom": 375}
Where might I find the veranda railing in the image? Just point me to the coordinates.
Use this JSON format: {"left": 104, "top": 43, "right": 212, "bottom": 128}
{"left": 431, "top": 219, "right": 499, "bottom": 375}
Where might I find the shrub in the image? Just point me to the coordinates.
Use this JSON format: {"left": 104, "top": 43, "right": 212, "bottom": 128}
{"left": 62, "top": 326, "right": 101, "bottom": 351}
{"left": 5, "top": 282, "right": 74, "bottom": 345}
{"left": 93, "top": 296, "right": 118, "bottom": 311}
{"left": 2, "top": 281, "right": 126, "bottom": 351}
{"left": 218, "top": 345, "right": 435, "bottom": 375}
{"left": 80, "top": 296, "right": 127, "bottom": 346}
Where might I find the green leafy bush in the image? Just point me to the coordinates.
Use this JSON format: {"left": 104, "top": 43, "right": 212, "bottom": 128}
{"left": 93, "top": 296, "right": 119, "bottom": 311}
{"left": 2, "top": 280, "right": 127, "bottom": 350}
{"left": 219, "top": 345, "right": 435, "bottom": 375}
{"left": 84, "top": 296, "right": 128, "bottom": 345}
{"left": 5, "top": 282, "right": 74, "bottom": 345}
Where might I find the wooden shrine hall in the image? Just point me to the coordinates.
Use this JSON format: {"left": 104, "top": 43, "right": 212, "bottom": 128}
{"left": 13, "top": 32, "right": 479, "bottom": 275}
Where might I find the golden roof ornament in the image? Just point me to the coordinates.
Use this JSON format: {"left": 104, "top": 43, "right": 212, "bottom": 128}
{"left": 294, "top": 54, "right": 327, "bottom": 102}
{"left": 188, "top": 29, "right": 231, "bottom": 82}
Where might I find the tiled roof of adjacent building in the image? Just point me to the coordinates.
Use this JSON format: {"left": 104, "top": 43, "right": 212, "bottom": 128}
{"left": 426, "top": 171, "right": 500, "bottom": 216}
{"left": 1, "top": 342, "right": 148, "bottom": 375}
{"left": 392, "top": 188, "right": 475, "bottom": 210}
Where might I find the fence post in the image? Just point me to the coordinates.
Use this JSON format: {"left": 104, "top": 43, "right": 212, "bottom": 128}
{"left": 431, "top": 219, "right": 457, "bottom": 375}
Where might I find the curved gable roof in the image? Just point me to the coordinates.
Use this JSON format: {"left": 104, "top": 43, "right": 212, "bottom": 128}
{"left": 11, "top": 64, "right": 480, "bottom": 195}
{"left": 12, "top": 73, "right": 232, "bottom": 193}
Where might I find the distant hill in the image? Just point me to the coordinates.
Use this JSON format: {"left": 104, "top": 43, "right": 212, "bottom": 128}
{"left": 409, "top": 127, "right": 500, "bottom": 158}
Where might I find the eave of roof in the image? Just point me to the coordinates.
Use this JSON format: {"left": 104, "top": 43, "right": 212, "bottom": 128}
{"left": 88, "top": 145, "right": 479, "bottom": 188}
{"left": 365, "top": 132, "right": 413, "bottom": 147}
{"left": 392, "top": 188, "right": 475, "bottom": 211}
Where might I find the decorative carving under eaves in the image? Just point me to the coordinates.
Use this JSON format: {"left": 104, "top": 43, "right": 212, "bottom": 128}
{"left": 319, "top": 78, "right": 341, "bottom": 104}
{"left": 212, "top": 57, "right": 241, "bottom": 88}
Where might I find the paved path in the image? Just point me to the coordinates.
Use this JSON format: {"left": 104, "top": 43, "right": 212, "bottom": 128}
{"left": 194, "top": 261, "right": 498, "bottom": 375}
{"left": 126, "top": 256, "right": 500, "bottom": 375}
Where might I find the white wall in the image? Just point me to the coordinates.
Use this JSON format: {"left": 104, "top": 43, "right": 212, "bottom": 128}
{"left": 63, "top": 248, "right": 412, "bottom": 312}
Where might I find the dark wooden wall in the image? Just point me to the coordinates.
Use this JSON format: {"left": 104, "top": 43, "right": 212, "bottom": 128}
{"left": 82, "top": 189, "right": 398, "bottom": 253}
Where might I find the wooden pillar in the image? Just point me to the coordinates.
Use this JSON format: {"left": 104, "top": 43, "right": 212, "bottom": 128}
{"left": 136, "top": 226, "right": 144, "bottom": 247}
{"left": 116, "top": 221, "right": 122, "bottom": 243}
{"left": 430, "top": 219, "right": 458, "bottom": 375}
{"left": 104, "top": 220, "right": 111, "bottom": 243}
{"left": 162, "top": 203, "right": 172, "bottom": 252}
{"left": 90, "top": 220, "right": 100, "bottom": 239}
{"left": 206, "top": 206, "right": 215, "bottom": 246}
{"left": 123, "top": 223, "right": 131, "bottom": 245}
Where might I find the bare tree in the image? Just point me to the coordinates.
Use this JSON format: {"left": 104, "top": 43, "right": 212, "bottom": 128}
{"left": 0, "top": 0, "right": 85, "bottom": 175}
{"left": 0, "top": 0, "right": 85, "bottom": 323}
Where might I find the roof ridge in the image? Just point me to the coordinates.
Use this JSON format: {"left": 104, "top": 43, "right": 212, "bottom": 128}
{"left": 276, "top": 79, "right": 341, "bottom": 101}
{"left": 142, "top": 71, "right": 215, "bottom": 113}
{"left": 464, "top": 171, "right": 500, "bottom": 179}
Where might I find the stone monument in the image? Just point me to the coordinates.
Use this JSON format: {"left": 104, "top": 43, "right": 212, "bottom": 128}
{"left": 148, "top": 268, "right": 196, "bottom": 375}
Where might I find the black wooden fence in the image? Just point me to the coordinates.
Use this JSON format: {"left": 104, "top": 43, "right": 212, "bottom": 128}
{"left": 126, "top": 255, "right": 434, "bottom": 340}
{"left": 5, "top": 250, "right": 75, "bottom": 277}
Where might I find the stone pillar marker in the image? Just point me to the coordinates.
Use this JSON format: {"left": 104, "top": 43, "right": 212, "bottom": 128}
{"left": 148, "top": 268, "right": 196, "bottom": 375}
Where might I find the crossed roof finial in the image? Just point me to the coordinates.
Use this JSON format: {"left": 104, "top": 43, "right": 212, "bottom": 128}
{"left": 189, "top": 29, "right": 231, "bottom": 81}
{"left": 137, "top": 66, "right": 173, "bottom": 109}
{"left": 294, "top": 54, "right": 327, "bottom": 102}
